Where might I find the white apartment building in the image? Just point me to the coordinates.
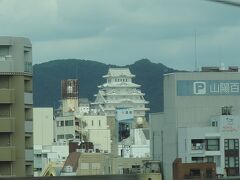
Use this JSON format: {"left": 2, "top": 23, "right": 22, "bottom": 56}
{"left": 178, "top": 114, "right": 240, "bottom": 176}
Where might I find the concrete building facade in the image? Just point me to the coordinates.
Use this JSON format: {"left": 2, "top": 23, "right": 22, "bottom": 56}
{"left": 178, "top": 114, "right": 240, "bottom": 177}
{"left": 150, "top": 68, "right": 240, "bottom": 179}
{"left": 33, "top": 108, "right": 54, "bottom": 146}
{"left": 0, "top": 36, "right": 33, "bottom": 177}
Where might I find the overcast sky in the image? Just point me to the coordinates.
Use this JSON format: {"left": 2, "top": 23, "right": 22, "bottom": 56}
{"left": 0, "top": 0, "right": 240, "bottom": 70}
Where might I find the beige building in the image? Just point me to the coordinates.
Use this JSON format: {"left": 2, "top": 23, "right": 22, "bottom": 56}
{"left": 33, "top": 108, "right": 54, "bottom": 146}
{"left": 150, "top": 67, "right": 240, "bottom": 179}
{"left": 0, "top": 37, "right": 33, "bottom": 177}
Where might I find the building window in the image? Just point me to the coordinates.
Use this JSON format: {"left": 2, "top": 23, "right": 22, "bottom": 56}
{"left": 0, "top": 76, "right": 9, "bottom": 88}
{"left": 190, "top": 169, "right": 200, "bottom": 177}
{"left": 206, "top": 139, "right": 219, "bottom": 151}
{"left": 222, "top": 106, "right": 232, "bottom": 115}
{"left": 57, "top": 134, "right": 64, "bottom": 140}
{"left": 65, "top": 120, "right": 73, "bottom": 126}
{"left": 57, "top": 121, "right": 64, "bottom": 127}
{"left": 225, "top": 139, "right": 239, "bottom": 150}
{"left": 65, "top": 134, "right": 73, "bottom": 139}
{"left": 225, "top": 156, "right": 239, "bottom": 168}
{"left": 211, "top": 121, "right": 218, "bottom": 127}
{"left": 99, "top": 120, "right": 101, "bottom": 127}
{"left": 191, "top": 139, "right": 204, "bottom": 150}
{"left": 92, "top": 120, "right": 94, "bottom": 126}
{"left": 0, "top": 104, "right": 10, "bottom": 117}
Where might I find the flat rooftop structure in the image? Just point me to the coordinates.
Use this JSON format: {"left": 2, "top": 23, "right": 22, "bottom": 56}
{"left": 201, "top": 66, "right": 238, "bottom": 72}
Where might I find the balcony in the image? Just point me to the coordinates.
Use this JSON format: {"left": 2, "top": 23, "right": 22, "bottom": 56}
{"left": 0, "top": 117, "right": 15, "bottom": 132}
{"left": 0, "top": 56, "right": 14, "bottom": 73}
{"left": 25, "top": 121, "right": 33, "bottom": 133}
{"left": 24, "top": 92, "right": 33, "bottom": 105}
{"left": 205, "top": 150, "right": 221, "bottom": 156}
{"left": 0, "top": 146, "right": 16, "bottom": 161}
{"left": 0, "top": 89, "right": 15, "bottom": 103}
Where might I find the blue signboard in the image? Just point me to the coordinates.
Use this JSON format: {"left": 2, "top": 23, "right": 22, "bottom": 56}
{"left": 177, "top": 80, "right": 240, "bottom": 96}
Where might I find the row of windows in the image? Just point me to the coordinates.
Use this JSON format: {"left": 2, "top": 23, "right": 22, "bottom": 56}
{"left": 107, "top": 96, "right": 142, "bottom": 100}
{"left": 57, "top": 134, "right": 74, "bottom": 140}
{"left": 57, "top": 120, "right": 73, "bottom": 127}
{"left": 192, "top": 139, "right": 240, "bottom": 152}
{"left": 120, "top": 111, "right": 133, "bottom": 115}
{"left": 57, "top": 120, "right": 102, "bottom": 127}
{"left": 192, "top": 156, "right": 214, "bottom": 163}
{"left": 108, "top": 78, "right": 129, "bottom": 83}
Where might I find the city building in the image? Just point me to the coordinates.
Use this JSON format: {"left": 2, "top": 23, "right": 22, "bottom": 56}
{"left": 150, "top": 67, "right": 240, "bottom": 179}
{"left": 55, "top": 79, "right": 82, "bottom": 142}
{"left": 116, "top": 108, "right": 150, "bottom": 158}
{"left": 55, "top": 79, "right": 111, "bottom": 153}
{"left": 92, "top": 68, "right": 149, "bottom": 117}
{"left": 178, "top": 114, "right": 240, "bottom": 177}
{"left": 0, "top": 36, "right": 33, "bottom": 176}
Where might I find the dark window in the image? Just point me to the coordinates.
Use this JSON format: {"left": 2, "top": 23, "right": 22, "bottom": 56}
{"left": 65, "top": 134, "right": 73, "bottom": 139}
{"left": 206, "top": 139, "right": 219, "bottom": 151}
{"left": 190, "top": 169, "right": 200, "bottom": 177}
{"left": 222, "top": 106, "right": 232, "bottom": 115}
{"left": 65, "top": 120, "right": 73, "bottom": 126}
{"left": 191, "top": 139, "right": 204, "bottom": 150}
{"left": 0, "top": 104, "right": 10, "bottom": 117}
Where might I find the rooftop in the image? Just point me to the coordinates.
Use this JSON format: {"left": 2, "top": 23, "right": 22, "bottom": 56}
{"left": 103, "top": 68, "right": 135, "bottom": 78}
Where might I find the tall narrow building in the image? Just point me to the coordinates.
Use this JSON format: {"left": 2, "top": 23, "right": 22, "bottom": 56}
{"left": 0, "top": 37, "right": 33, "bottom": 177}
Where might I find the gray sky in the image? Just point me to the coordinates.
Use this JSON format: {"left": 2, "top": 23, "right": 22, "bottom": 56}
{"left": 1, "top": 0, "right": 240, "bottom": 70}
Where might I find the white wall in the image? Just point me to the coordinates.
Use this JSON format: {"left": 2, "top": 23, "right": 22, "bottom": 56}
{"left": 33, "top": 108, "right": 54, "bottom": 146}
{"left": 82, "top": 115, "right": 111, "bottom": 152}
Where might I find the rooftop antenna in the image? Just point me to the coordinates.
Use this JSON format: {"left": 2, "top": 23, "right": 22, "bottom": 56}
{"left": 218, "top": 46, "right": 225, "bottom": 70}
{"left": 194, "top": 30, "right": 198, "bottom": 71}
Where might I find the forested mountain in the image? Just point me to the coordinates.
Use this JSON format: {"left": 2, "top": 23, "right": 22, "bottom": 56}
{"left": 33, "top": 59, "right": 176, "bottom": 112}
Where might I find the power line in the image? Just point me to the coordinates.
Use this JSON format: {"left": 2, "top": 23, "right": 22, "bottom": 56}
{"left": 206, "top": 0, "right": 240, "bottom": 7}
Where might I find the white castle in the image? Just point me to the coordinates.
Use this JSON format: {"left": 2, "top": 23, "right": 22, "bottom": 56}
{"left": 92, "top": 68, "right": 149, "bottom": 117}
